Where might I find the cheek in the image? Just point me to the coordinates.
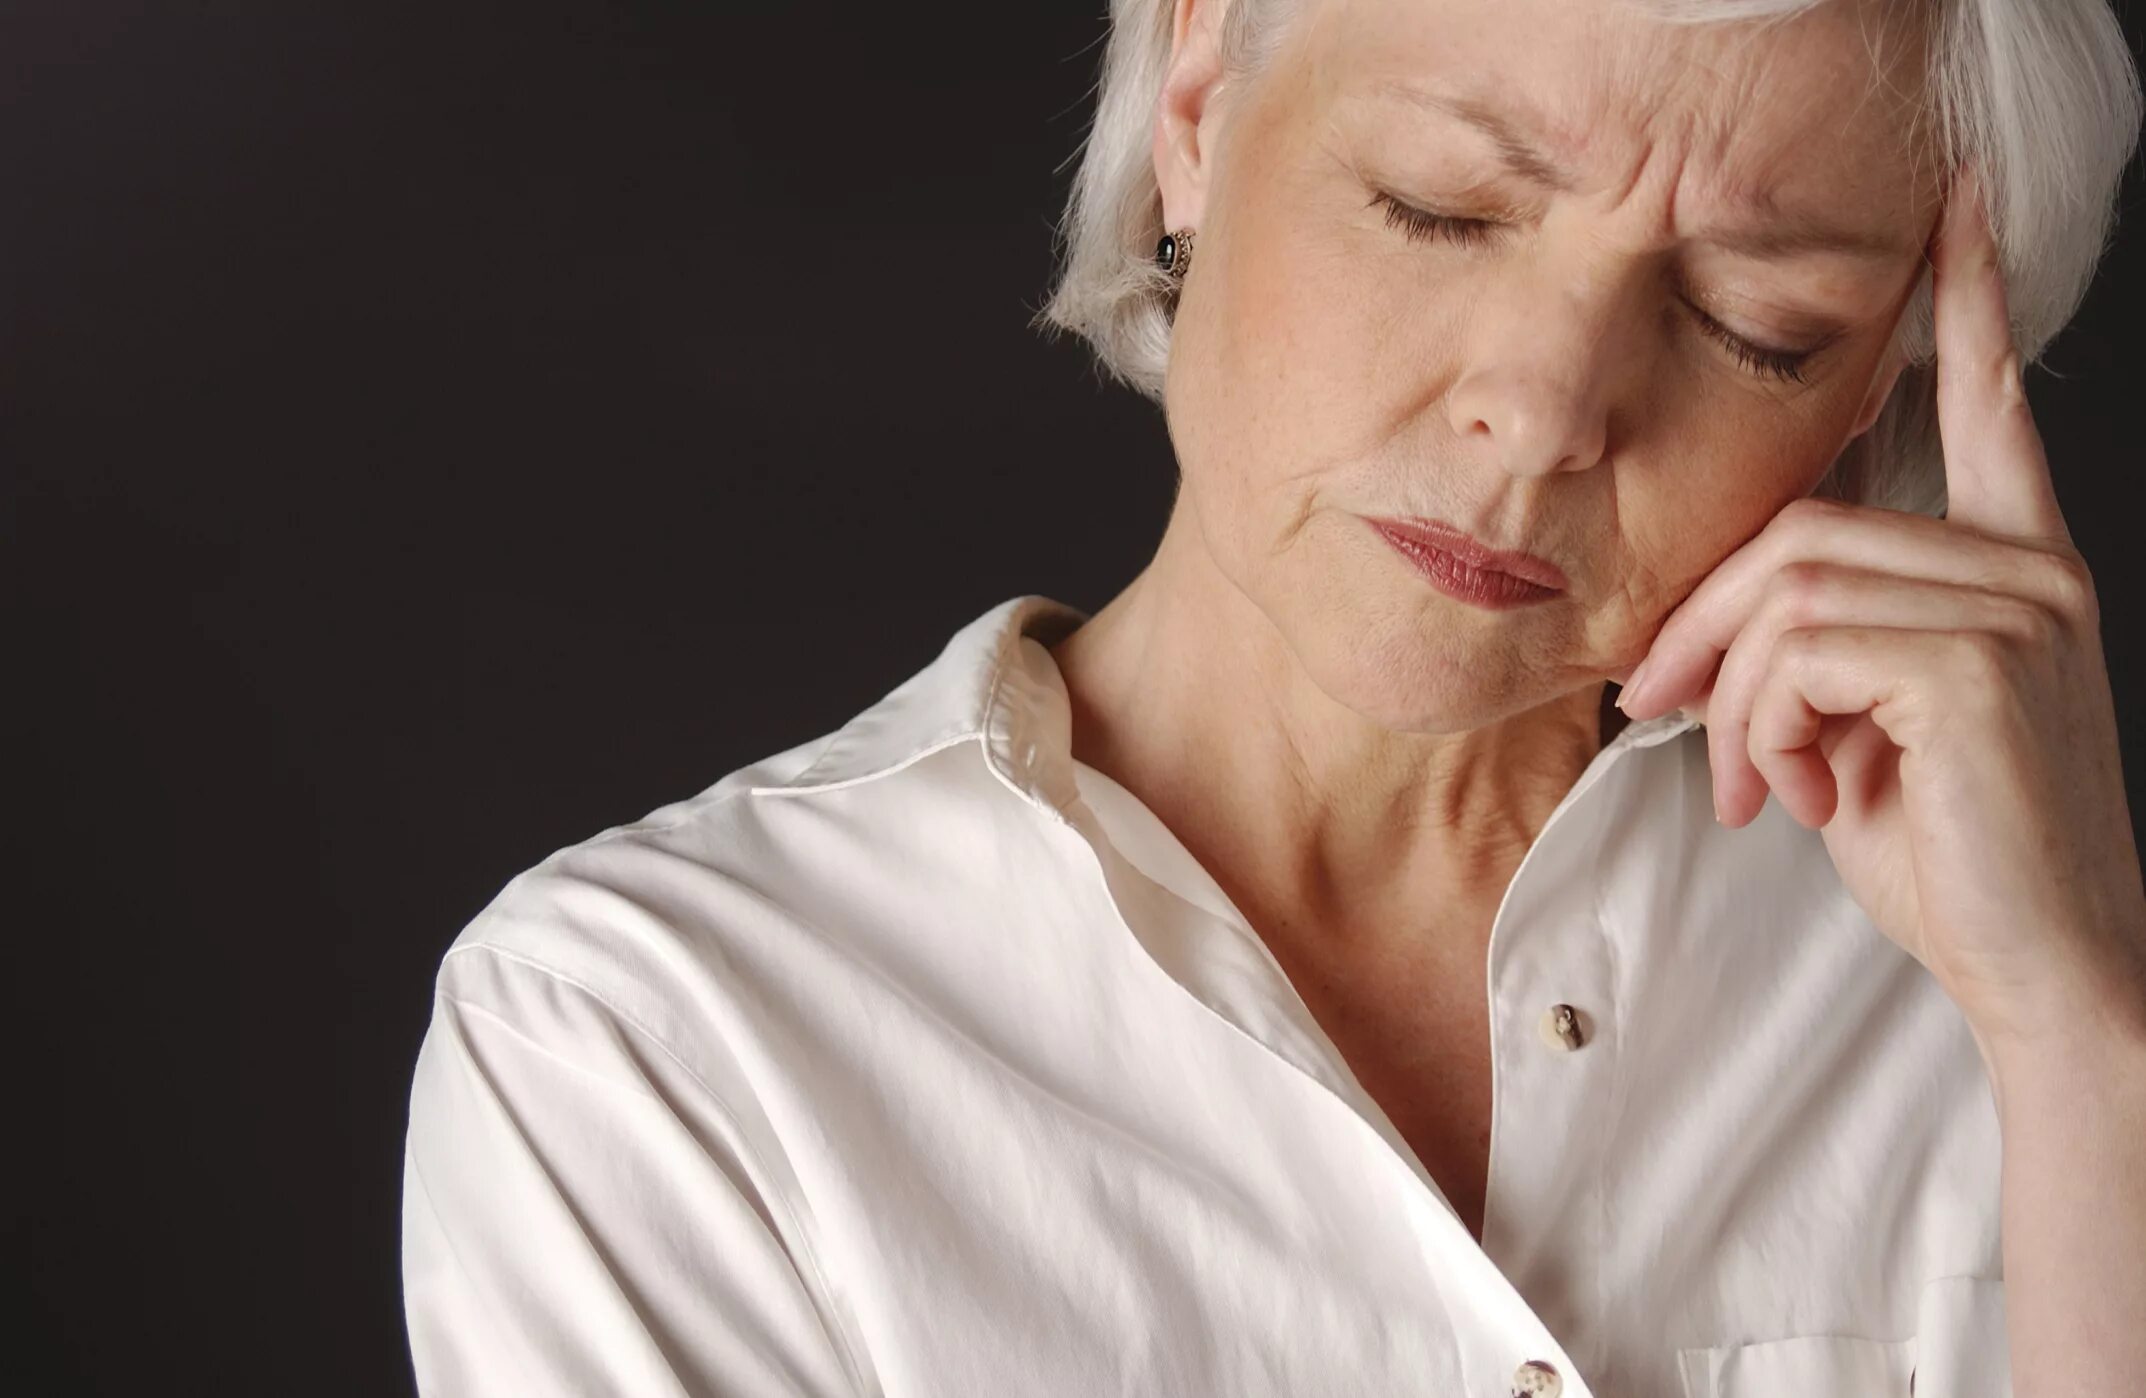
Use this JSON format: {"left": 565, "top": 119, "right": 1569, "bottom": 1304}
{"left": 1184, "top": 162, "right": 1397, "bottom": 475}
{"left": 1160, "top": 252, "right": 1326, "bottom": 566}
{"left": 1616, "top": 398, "right": 1846, "bottom": 619}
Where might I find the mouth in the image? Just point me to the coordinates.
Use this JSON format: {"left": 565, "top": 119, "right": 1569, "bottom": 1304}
{"left": 1365, "top": 515, "right": 1568, "bottom": 609}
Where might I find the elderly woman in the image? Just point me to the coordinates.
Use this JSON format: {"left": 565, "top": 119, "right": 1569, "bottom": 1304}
{"left": 400, "top": 0, "right": 2143, "bottom": 1393}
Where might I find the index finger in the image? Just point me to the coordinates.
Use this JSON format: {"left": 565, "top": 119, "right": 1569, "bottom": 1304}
{"left": 1930, "top": 165, "right": 2070, "bottom": 547}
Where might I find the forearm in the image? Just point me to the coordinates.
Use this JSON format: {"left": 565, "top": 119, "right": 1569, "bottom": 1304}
{"left": 1975, "top": 990, "right": 2146, "bottom": 1398}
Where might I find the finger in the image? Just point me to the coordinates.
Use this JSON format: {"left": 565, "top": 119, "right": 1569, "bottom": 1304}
{"left": 1745, "top": 677, "right": 1839, "bottom": 828}
{"left": 1675, "top": 672, "right": 1715, "bottom": 732}
{"left": 1703, "top": 564, "right": 2046, "bottom": 825}
{"left": 1745, "top": 684, "right": 1883, "bottom": 829}
{"left": 1931, "top": 166, "right": 2069, "bottom": 547}
{"left": 1618, "top": 497, "right": 2068, "bottom": 720}
{"left": 1731, "top": 625, "right": 1974, "bottom": 828}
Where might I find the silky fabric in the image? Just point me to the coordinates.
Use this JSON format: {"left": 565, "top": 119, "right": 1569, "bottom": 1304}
{"left": 401, "top": 593, "right": 2009, "bottom": 1398}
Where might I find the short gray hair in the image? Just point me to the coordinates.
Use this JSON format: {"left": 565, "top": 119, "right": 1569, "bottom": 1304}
{"left": 1030, "top": 0, "right": 2142, "bottom": 518}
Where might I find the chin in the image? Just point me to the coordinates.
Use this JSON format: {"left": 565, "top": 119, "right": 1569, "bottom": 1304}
{"left": 1283, "top": 602, "right": 1540, "bottom": 736}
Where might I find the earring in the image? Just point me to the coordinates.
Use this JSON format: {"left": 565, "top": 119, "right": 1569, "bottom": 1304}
{"left": 1155, "top": 227, "right": 1195, "bottom": 284}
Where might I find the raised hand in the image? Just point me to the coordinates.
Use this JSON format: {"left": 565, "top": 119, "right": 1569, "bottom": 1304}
{"left": 1615, "top": 168, "right": 2145, "bottom": 1050}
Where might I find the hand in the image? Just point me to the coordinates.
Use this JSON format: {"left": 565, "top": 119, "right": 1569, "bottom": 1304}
{"left": 1613, "top": 167, "right": 2146, "bottom": 1051}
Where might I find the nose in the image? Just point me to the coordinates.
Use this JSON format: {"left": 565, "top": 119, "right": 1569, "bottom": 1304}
{"left": 1442, "top": 253, "right": 1642, "bottom": 478}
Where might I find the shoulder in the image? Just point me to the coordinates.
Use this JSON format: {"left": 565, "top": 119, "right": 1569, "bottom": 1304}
{"left": 423, "top": 729, "right": 846, "bottom": 1058}
{"left": 401, "top": 729, "right": 892, "bottom": 1396}
{"left": 419, "top": 710, "right": 1040, "bottom": 1098}
{"left": 429, "top": 728, "right": 826, "bottom": 1025}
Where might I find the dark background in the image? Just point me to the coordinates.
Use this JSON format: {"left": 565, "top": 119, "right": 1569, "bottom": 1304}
{"left": 11, "top": 3, "right": 2143, "bottom": 1392}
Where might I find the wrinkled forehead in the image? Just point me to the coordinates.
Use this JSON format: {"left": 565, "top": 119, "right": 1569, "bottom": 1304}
{"left": 1304, "top": 0, "right": 1941, "bottom": 212}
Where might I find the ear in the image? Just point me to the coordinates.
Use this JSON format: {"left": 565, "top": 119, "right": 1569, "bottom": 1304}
{"left": 1153, "top": 0, "right": 1231, "bottom": 237}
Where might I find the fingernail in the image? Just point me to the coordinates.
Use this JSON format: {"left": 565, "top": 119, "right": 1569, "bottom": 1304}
{"left": 1620, "top": 655, "right": 1656, "bottom": 709}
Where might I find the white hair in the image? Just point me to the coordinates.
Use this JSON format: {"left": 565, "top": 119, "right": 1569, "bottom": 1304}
{"left": 1030, "top": 0, "right": 2142, "bottom": 517}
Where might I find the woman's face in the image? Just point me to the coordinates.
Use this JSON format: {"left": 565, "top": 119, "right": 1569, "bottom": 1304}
{"left": 1155, "top": 0, "right": 1943, "bottom": 730}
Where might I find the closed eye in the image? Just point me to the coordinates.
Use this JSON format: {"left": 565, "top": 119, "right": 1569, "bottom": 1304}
{"left": 1370, "top": 189, "right": 1503, "bottom": 249}
{"left": 1366, "top": 189, "right": 1827, "bottom": 386}
{"left": 1681, "top": 301, "right": 1826, "bottom": 386}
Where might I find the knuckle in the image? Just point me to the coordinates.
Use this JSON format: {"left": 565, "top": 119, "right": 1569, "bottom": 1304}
{"left": 1778, "top": 495, "right": 1844, "bottom": 527}
{"left": 1769, "top": 560, "right": 1834, "bottom": 627}
{"left": 1994, "top": 592, "right": 2060, "bottom": 650}
{"left": 1951, "top": 630, "right": 2015, "bottom": 695}
{"left": 1993, "top": 355, "right": 2032, "bottom": 414}
{"left": 1771, "top": 496, "right": 1844, "bottom": 550}
{"left": 1782, "top": 624, "right": 1830, "bottom": 659}
{"left": 2033, "top": 548, "right": 2098, "bottom": 621}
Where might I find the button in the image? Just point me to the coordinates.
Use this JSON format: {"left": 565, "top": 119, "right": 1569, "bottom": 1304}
{"left": 1511, "top": 1358, "right": 1563, "bottom": 1396}
{"left": 1536, "top": 1003, "right": 1588, "bottom": 1051}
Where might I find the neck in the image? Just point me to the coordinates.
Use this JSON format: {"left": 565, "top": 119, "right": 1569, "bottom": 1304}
{"left": 1048, "top": 499, "right": 1615, "bottom": 954}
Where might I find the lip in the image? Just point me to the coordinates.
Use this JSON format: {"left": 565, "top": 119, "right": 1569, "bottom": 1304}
{"left": 1366, "top": 516, "right": 1570, "bottom": 592}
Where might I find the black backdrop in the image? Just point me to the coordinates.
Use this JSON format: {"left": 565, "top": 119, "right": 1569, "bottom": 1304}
{"left": 12, "top": 4, "right": 2143, "bottom": 1392}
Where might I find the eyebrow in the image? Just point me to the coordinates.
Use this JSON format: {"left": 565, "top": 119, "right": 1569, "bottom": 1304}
{"left": 1368, "top": 78, "right": 1919, "bottom": 262}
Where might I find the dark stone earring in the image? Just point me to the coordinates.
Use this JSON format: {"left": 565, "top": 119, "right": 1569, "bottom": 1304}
{"left": 1155, "top": 227, "right": 1195, "bottom": 284}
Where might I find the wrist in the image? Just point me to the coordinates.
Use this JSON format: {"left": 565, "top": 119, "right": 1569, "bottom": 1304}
{"left": 1972, "top": 976, "right": 2146, "bottom": 1111}
{"left": 1962, "top": 915, "right": 2146, "bottom": 1062}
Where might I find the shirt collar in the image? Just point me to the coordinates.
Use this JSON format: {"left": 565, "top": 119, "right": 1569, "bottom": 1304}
{"left": 761, "top": 593, "right": 1702, "bottom": 816}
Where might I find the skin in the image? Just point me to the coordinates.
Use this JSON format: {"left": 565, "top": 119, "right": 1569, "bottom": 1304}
{"left": 1618, "top": 168, "right": 2146, "bottom": 1395}
{"left": 1051, "top": 0, "right": 2146, "bottom": 1381}
{"left": 1048, "top": 0, "right": 1942, "bottom": 1239}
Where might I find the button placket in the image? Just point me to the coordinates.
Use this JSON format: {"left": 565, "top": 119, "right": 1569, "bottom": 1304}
{"left": 1483, "top": 732, "right": 1646, "bottom": 1397}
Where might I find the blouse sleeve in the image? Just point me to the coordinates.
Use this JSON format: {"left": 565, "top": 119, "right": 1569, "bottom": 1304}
{"left": 399, "top": 944, "right": 867, "bottom": 1398}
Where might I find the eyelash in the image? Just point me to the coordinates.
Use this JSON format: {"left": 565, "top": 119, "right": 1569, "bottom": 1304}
{"left": 1369, "top": 190, "right": 1819, "bottom": 387}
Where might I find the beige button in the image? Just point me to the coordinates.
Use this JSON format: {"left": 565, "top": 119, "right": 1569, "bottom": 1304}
{"left": 1536, "top": 1003, "right": 1588, "bottom": 1051}
{"left": 1512, "top": 1358, "right": 1563, "bottom": 1397}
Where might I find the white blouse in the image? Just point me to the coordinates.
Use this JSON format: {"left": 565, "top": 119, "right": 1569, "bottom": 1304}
{"left": 401, "top": 593, "right": 2012, "bottom": 1398}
